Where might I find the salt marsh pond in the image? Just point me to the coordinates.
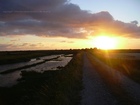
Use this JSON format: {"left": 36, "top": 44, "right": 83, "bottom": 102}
{"left": 0, "top": 54, "right": 73, "bottom": 87}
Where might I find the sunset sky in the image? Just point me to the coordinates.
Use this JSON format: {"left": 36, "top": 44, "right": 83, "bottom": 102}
{"left": 0, "top": 0, "right": 140, "bottom": 51}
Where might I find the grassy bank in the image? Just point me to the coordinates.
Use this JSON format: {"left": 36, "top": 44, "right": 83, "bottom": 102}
{"left": 0, "top": 51, "right": 83, "bottom": 105}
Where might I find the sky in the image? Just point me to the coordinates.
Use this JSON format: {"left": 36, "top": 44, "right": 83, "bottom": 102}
{"left": 71, "top": 0, "right": 140, "bottom": 23}
{"left": 0, "top": 0, "right": 140, "bottom": 51}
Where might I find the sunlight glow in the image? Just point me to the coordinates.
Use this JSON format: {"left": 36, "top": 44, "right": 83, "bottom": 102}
{"left": 93, "top": 36, "right": 117, "bottom": 49}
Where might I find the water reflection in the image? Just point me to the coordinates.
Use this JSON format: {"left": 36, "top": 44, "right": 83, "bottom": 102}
{"left": 0, "top": 71, "right": 21, "bottom": 87}
{"left": 0, "top": 54, "right": 73, "bottom": 87}
{"left": 0, "top": 54, "right": 61, "bottom": 73}
{"left": 23, "top": 56, "right": 72, "bottom": 72}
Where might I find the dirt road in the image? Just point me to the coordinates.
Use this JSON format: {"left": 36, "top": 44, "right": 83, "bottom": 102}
{"left": 81, "top": 54, "right": 118, "bottom": 105}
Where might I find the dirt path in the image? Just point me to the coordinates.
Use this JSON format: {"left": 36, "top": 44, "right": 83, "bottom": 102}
{"left": 81, "top": 54, "right": 118, "bottom": 105}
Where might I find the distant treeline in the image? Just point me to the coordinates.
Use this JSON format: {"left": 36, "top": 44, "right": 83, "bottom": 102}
{"left": 98, "top": 49, "right": 140, "bottom": 53}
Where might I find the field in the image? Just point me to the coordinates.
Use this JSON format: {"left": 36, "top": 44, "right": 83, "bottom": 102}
{"left": 90, "top": 49, "right": 140, "bottom": 84}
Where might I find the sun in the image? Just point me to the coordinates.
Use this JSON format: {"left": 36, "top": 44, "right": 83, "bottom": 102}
{"left": 93, "top": 36, "right": 117, "bottom": 49}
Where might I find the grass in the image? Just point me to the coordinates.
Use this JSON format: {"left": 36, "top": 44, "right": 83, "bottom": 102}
{"left": 91, "top": 50, "right": 140, "bottom": 84}
{"left": 0, "top": 51, "right": 83, "bottom": 105}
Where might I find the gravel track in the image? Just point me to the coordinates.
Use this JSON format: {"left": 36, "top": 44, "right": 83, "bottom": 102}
{"left": 81, "top": 54, "right": 118, "bottom": 105}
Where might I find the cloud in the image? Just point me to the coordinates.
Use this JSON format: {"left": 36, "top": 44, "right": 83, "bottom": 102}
{"left": 0, "top": 42, "right": 45, "bottom": 51}
{"left": 0, "top": 44, "right": 12, "bottom": 51}
{"left": 60, "top": 40, "right": 74, "bottom": 43}
{"left": 131, "top": 20, "right": 138, "bottom": 25}
{"left": 10, "top": 38, "right": 20, "bottom": 42}
{"left": 0, "top": 0, "right": 140, "bottom": 38}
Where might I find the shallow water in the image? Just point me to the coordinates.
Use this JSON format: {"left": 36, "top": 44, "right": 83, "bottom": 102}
{"left": 0, "top": 54, "right": 62, "bottom": 73}
{"left": 0, "top": 71, "right": 21, "bottom": 87}
{"left": 0, "top": 54, "right": 72, "bottom": 87}
{"left": 23, "top": 56, "right": 72, "bottom": 72}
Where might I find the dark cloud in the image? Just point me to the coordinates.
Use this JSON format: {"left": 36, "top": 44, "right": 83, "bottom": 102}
{"left": 0, "top": 42, "right": 44, "bottom": 51}
{"left": 0, "top": 0, "right": 140, "bottom": 38}
{"left": 131, "top": 20, "right": 138, "bottom": 25}
{"left": 21, "top": 43, "right": 43, "bottom": 47}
